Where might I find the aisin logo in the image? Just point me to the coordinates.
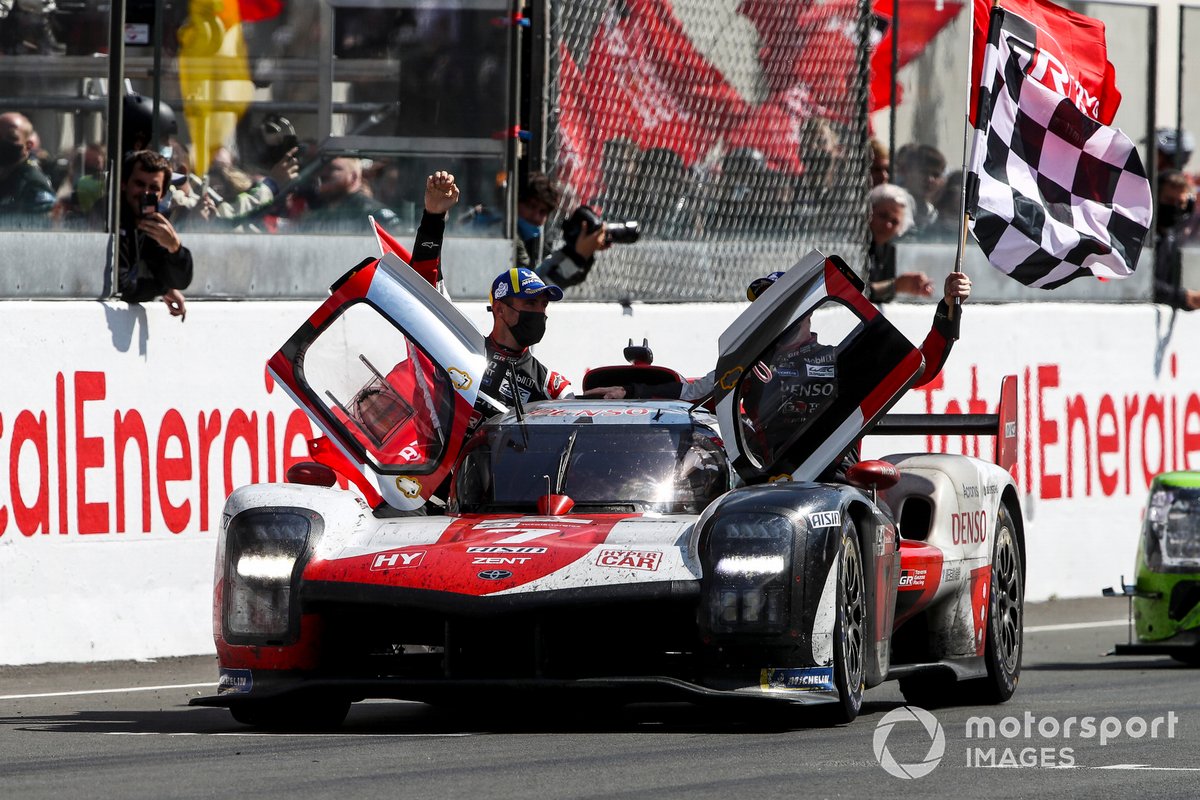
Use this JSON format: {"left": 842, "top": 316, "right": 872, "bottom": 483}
{"left": 873, "top": 705, "right": 945, "bottom": 779}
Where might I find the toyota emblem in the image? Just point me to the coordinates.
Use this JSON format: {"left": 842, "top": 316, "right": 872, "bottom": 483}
{"left": 477, "top": 569, "right": 512, "bottom": 580}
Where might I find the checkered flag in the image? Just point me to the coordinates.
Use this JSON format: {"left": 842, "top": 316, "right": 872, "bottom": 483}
{"left": 968, "top": 5, "right": 1152, "bottom": 288}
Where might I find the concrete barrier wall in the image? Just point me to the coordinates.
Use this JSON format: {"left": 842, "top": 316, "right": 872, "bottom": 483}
{"left": 2, "top": 297, "right": 1198, "bottom": 664}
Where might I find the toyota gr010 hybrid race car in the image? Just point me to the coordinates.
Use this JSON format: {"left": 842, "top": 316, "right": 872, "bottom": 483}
{"left": 1105, "top": 471, "right": 1200, "bottom": 664}
{"left": 191, "top": 250, "right": 1026, "bottom": 728}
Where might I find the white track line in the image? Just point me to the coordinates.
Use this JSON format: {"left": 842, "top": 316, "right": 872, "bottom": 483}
{"left": 0, "top": 682, "right": 212, "bottom": 701}
{"left": 1095, "top": 764, "right": 1200, "bottom": 772}
{"left": 103, "top": 732, "right": 474, "bottom": 738}
{"left": 1024, "top": 619, "right": 1128, "bottom": 633}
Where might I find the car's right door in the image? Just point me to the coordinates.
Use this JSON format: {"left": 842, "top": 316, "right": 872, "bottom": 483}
{"left": 712, "top": 250, "right": 925, "bottom": 483}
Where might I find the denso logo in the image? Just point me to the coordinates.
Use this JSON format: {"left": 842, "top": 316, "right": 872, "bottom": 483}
{"left": 370, "top": 550, "right": 426, "bottom": 570}
{"left": 794, "top": 382, "right": 835, "bottom": 397}
{"left": 951, "top": 510, "right": 988, "bottom": 545}
{"left": 595, "top": 549, "right": 661, "bottom": 571}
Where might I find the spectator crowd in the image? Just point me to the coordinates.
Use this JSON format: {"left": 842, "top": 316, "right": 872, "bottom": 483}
{"left": 2, "top": 93, "right": 1200, "bottom": 314}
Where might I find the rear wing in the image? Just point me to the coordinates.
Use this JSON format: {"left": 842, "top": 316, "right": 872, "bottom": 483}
{"left": 870, "top": 375, "right": 1018, "bottom": 476}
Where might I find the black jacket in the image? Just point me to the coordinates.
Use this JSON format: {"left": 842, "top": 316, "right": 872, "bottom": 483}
{"left": 117, "top": 204, "right": 194, "bottom": 302}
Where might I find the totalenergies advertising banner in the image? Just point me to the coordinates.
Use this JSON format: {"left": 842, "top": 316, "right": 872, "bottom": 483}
{"left": 1, "top": 300, "right": 1198, "bottom": 664}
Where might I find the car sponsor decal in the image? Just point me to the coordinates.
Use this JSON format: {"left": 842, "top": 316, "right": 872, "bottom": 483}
{"left": 894, "top": 540, "right": 945, "bottom": 626}
{"left": 313, "top": 515, "right": 634, "bottom": 596}
{"left": 808, "top": 510, "right": 841, "bottom": 528}
{"left": 806, "top": 363, "right": 835, "bottom": 378}
{"left": 595, "top": 549, "right": 661, "bottom": 571}
{"left": 396, "top": 476, "right": 422, "bottom": 498}
{"left": 477, "top": 569, "right": 512, "bottom": 580}
{"left": 970, "top": 565, "right": 992, "bottom": 656}
{"left": 447, "top": 367, "right": 472, "bottom": 390}
{"left": 718, "top": 365, "right": 743, "bottom": 391}
{"left": 370, "top": 550, "right": 426, "bottom": 570}
{"left": 465, "top": 546, "right": 547, "bottom": 554}
{"left": 217, "top": 668, "right": 253, "bottom": 695}
{"left": 760, "top": 666, "right": 835, "bottom": 692}
{"left": 952, "top": 509, "right": 988, "bottom": 545}
{"left": 525, "top": 407, "right": 650, "bottom": 418}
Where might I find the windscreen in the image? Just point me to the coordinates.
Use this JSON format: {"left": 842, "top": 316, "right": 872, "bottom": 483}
{"left": 453, "top": 422, "right": 730, "bottom": 514}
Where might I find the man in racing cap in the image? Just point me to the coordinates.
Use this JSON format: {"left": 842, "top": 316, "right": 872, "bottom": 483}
{"left": 412, "top": 171, "right": 621, "bottom": 408}
{"left": 481, "top": 267, "right": 572, "bottom": 406}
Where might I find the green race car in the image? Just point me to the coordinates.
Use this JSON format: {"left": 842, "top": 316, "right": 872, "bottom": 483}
{"left": 1107, "top": 471, "right": 1200, "bottom": 664}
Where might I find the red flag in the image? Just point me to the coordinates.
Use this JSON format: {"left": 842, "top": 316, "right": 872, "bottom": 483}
{"left": 970, "top": 0, "right": 1121, "bottom": 125}
{"left": 371, "top": 216, "right": 412, "bottom": 263}
{"left": 868, "top": 0, "right": 964, "bottom": 113}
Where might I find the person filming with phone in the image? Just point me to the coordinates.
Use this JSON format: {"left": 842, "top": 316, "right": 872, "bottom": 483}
{"left": 117, "top": 150, "right": 193, "bottom": 319}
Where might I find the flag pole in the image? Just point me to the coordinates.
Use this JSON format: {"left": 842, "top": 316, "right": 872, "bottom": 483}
{"left": 952, "top": 0, "right": 1000, "bottom": 319}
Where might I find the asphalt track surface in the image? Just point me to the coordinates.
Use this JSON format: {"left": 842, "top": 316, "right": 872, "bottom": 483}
{"left": 2, "top": 597, "right": 1199, "bottom": 800}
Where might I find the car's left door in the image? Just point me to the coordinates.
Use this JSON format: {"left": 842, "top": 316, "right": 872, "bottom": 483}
{"left": 268, "top": 254, "right": 506, "bottom": 511}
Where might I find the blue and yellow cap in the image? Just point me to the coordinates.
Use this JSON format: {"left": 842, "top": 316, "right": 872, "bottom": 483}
{"left": 746, "top": 271, "right": 785, "bottom": 302}
{"left": 490, "top": 268, "right": 565, "bottom": 305}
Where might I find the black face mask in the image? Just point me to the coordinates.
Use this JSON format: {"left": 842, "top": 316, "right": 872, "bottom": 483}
{"left": 0, "top": 141, "right": 25, "bottom": 167}
{"left": 508, "top": 309, "right": 547, "bottom": 348}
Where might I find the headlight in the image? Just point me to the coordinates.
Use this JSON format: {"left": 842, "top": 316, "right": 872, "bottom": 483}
{"left": 1146, "top": 489, "right": 1200, "bottom": 570}
{"left": 224, "top": 509, "right": 316, "bottom": 643}
{"left": 1161, "top": 508, "right": 1200, "bottom": 568}
{"left": 703, "top": 512, "right": 794, "bottom": 634}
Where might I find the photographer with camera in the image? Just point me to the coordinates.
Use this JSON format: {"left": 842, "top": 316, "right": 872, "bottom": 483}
{"left": 116, "top": 150, "right": 193, "bottom": 320}
{"left": 535, "top": 204, "right": 638, "bottom": 290}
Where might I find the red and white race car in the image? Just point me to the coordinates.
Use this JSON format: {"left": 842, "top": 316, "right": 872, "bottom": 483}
{"left": 192, "top": 250, "right": 1025, "bottom": 728}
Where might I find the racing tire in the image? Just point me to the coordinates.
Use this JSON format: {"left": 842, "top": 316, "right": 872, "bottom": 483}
{"left": 1169, "top": 648, "right": 1200, "bottom": 666}
{"left": 959, "top": 504, "right": 1023, "bottom": 704}
{"left": 229, "top": 696, "right": 351, "bottom": 731}
{"left": 826, "top": 519, "right": 866, "bottom": 724}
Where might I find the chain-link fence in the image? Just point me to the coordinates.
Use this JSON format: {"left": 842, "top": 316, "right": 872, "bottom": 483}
{"left": 545, "top": 0, "right": 872, "bottom": 301}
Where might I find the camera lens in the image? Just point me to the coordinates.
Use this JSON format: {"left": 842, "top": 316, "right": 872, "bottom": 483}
{"left": 603, "top": 220, "right": 640, "bottom": 244}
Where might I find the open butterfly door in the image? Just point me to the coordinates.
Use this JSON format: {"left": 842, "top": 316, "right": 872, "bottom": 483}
{"left": 713, "top": 250, "right": 926, "bottom": 483}
{"left": 268, "top": 254, "right": 506, "bottom": 511}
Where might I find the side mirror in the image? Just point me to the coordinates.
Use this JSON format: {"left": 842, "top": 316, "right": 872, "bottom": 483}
{"left": 537, "top": 494, "right": 575, "bottom": 516}
{"left": 286, "top": 461, "right": 337, "bottom": 487}
{"left": 845, "top": 460, "right": 900, "bottom": 492}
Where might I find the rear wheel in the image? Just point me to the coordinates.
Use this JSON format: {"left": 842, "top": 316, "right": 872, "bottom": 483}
{"left": 959, "top": 504, "right": 1023, "bottom": 704}
{"left": 827, "top": 520, "right": 866, "bottom": 724}
{"left": 229, "top": 696, "right": 351, "bottom": 731}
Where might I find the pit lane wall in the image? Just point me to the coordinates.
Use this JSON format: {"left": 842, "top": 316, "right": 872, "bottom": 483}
{"left": 1, "top": 299, "right": 1196, "bottom": 665}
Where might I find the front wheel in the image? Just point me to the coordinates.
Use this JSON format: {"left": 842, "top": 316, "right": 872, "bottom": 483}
{"left": 827, "top": 519, "right": 866, "bottom": 724}
{"left": 959, "top": 504, "right": 1023, "bottom": 704}
{"left": 1169, "top": 648, "right": 1200, "bottom": 666}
